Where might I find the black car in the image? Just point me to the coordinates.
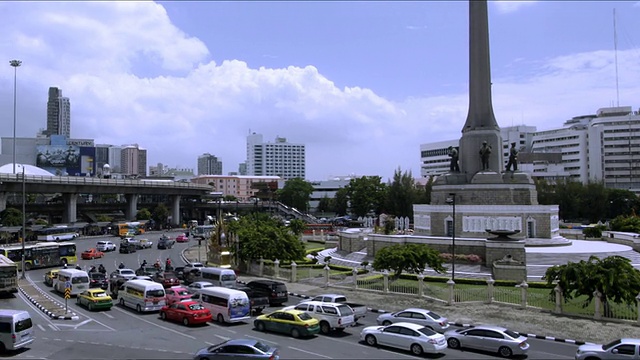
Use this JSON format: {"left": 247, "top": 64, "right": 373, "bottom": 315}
{"left": 173, "top": 267, "right": 185, "bottom": 280}
{"left": 119, "top": 243, "right": 136, "bottom": 254}
{"left": 89, "top": 272, "right": 109, "bottom": 290}
{"left": 229, "top": 284, "right": 270, "bottom": 314}
{"left": 245, "top": 280, "right": 289, "bottom": 306}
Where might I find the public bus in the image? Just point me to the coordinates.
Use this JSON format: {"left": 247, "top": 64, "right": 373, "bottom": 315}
{"left": 36, "top": 226, "right": 80, "bottom": 242}
{"left": 114, "top": 221, "right": 147, "bottom": 237}
{"left": 0, "top": 255, "right": 18, "bottom": 294}
{"left": 0, "top": 242, "right": 77, "bottom": 271}
{"left": 192, "top": 225, "right": 215, "bottom": 240}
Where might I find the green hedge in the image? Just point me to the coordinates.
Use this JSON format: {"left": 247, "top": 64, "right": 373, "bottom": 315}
{"left": 305, "top": 247, "right": 325, "bottom": 254}
{"left": 356, "top": 272, "right": 551, "bottom": 288}
{"left": 307, "top": 239, "right": 326, "bottom": 244}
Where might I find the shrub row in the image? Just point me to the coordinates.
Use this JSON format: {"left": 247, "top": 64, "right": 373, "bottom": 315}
{"left": 355, "top": 273, "right": 552, "bottom": 288}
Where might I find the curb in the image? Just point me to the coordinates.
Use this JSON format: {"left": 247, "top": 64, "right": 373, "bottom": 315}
{"left": 19, "top": 286, "right": 78, "bottom": 320}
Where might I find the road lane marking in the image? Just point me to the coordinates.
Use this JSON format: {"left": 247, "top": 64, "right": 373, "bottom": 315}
{"left": 288, "top": 346, "right": 333, "bottom": 359}
{"left": 112, "top": 306, "right": 196, "bottom": 340}
{"left": 213, "top": 334, "right": 230, "bottom": 341}
{"left": 48, "top": 324, "right": 58, "bottom": 331}
{"left": 102, "top": 312, "right": 114, "bottom": 319}
{"left": 74, "top": 319, "right": 91, "bottom": 327}
{"left": 244, "top": 335, "right": 279, "bottom": 346}
{"left": 327, "top": 336, "right": 417, "bottom": 359}
{"left": 37, "top": 324, "right": 46, "bottom": 331}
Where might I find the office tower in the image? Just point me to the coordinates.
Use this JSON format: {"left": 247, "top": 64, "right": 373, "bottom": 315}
{"left": 108, "top": 146, "right": 122, "bottom": 173}
{"left": 46, "top": 87, "right": 71, "bottom": 138}
{"left": 246, "top": 132, "right": 306, "bottom": 180}
{"left": 197, "top": 153, "right": 223, "bottom": 175}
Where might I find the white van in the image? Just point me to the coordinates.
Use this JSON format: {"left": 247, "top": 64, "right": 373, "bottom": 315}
{"left": 198, "top": 267, "right": 237, "bottom": 287}
{"left": 55, "top": 269, "right": 89, "bottom": 296}
{"left": 0, "top": 310, "right": 34, "bottom": 351}
{"left": 119, "top": 279, "right": 166, "bottom": 313}
{"left": 193, "top": 287, "right": 250, "bottom": 324}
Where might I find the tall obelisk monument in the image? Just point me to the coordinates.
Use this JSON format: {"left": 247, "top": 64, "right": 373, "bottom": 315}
{"left": 458, "top": 0, "right": 503, "bottom": 179}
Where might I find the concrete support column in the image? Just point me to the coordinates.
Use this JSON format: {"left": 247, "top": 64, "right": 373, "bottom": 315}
{"left": 170, "top": 195, "right": 181, "bottom": 226}
{"left": 62, "top": 193, "right": 78, "bottom": 224}
{"left": 125, "top": 194, "right": 139, "bottom": 221}
{"left": 0, "top": 192, "right": 7, "bottom": 212}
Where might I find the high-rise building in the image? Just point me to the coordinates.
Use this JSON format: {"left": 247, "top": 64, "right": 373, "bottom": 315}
{"left": 120, "top": 144, "right": 147, "bottom": 176}
{"left": 46, "top": 87, "right": 71, "bottom": 138}
{"left": 108, "top": 146, "right": 122, "bottom": 173}
{"left": 197, "top": 153, "right": 223, "bottom": 175}
{"left": 238, "top": 162, "right": 247, "bottom": 175}
{"left": 246, "top": 133, "right": 306, "bottom": 180}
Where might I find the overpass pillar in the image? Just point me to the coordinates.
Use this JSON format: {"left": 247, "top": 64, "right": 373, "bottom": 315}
{"left": 170, "top": 195, "right": 181, "bottom": 226}
{"left": 0, "top": 193, "right": 6, "bottom": 212}
{"left": 62, "top": 193, "right": 78, "bottom": 224}
{"left": 125, "top": 194, "right": 139, "bottom": 221}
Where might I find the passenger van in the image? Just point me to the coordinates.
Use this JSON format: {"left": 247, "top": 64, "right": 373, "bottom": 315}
{"left": 198, "top": 267, "right": 237, "bottom": 287}
{"left": 55, "top": 269, "right": 90, "bottom": 296}
{"left": 119, "top": 279, "right": 166, "bottom": 313}
{"left": 193, "top": 287, "right": 250, "bottom": 323}
{"left": 0, "top": 310, "right": 34, "bottom": 352}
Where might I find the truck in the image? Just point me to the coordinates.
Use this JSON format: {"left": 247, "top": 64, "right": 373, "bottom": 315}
{"left": 229, "top": 284, "right": 270, "bottom": 315}
{"left": 284, "top": 301, "right": 356, "bottom": 334}
{"left": 300, "top": 293, "right": 367, "bottom": 322}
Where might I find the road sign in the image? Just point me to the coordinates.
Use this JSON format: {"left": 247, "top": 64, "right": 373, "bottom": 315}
{"left": 64, "top": 288, "right": 71, "bottom": 300}
{"left": 65, "top": 281, "right": 72, "bottom": 289}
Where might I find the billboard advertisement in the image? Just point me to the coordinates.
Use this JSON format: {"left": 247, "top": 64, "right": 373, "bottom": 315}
{"left": 36, "top": 145, "right": 80, "bottom": 168}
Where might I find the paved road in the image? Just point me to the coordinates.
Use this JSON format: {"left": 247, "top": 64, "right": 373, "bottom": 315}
{"left": 9, "top": 233, "right": 580, "bottom": 359}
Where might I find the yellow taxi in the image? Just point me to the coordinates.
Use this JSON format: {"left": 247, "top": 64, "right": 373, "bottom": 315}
{"left": 43, "top": 269, "right": 60, "bottom": 287}
{"left": 254, "top": 309, "right": 320, "bottom": 338}
{"left": 76, "top": 289, "right": 113, "bottom": 311}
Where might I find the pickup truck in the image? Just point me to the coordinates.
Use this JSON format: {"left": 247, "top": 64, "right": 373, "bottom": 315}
{"left": 284, "top": 301, "right": 356, "bottom": 334}
{"left": 229, "top": 284, "right": 270, "bottom": 315}
{"left": 300, "top": 293, "right": 367, "bottom": 322}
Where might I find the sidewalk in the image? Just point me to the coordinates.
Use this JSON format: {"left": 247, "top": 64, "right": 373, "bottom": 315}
{"left": 18, "top": 278, "right": 78, "bottom": 320}
{"left": 182, "top": 244, "right": 640, "bottom": 345}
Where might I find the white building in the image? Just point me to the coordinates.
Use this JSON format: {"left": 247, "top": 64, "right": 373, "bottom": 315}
{"left": 246, "top": 133, "right": 305, "bottom": 180}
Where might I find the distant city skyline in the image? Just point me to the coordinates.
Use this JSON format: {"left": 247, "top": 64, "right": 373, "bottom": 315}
{"left": 1, "top": 1, "right": 640, "bottom": 180}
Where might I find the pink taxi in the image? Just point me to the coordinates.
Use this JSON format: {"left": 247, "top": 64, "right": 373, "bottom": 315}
{"left": 165, "top": 286, "right": 194, "bottom": 304}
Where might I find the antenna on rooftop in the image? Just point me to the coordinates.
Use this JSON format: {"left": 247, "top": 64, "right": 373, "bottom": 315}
{"left": 613, "top": 8, "right": 620, "bottom": 107}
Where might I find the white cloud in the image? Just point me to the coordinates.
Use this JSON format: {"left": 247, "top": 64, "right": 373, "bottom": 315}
{"left": 492, "top": 1, "right": 538, "bottom": 15}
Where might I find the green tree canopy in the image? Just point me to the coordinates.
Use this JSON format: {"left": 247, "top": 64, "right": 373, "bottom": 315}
{"left": 372, "top": 244, "right": 446, "bottom": 278}
{"left": 317, "top": 196, "right": 332, "bottom": 214}
{"left": 385, "top": 168, "right": 417, "bottom": 218}
{"left": 277, "top": 178, "right": 314, "bottom": 212}
{"left": 136, "top": 208, "right": 151, "bottom": 220}
{"left": 334, "top": 187, "right": 349, "bottom": 216}
{"left": 346, "top": 176, "right": 387, "bottom": 217}
{"left": 0, "top": 208, "right": 22, "bottom": 226}
{"left": 288, "top": 219, "right": 306, "bottom": 237}
{"left": 610, "top": 215, "right": 640, "bottom": 233}
{"left": 543, "top": 255, "right": 640, "bottom": 307}
{"left": 152, "top": 204, "right": 169, "bottom": 225}
{"left": 228, "top": 213, "right": 305, "bottom": 262}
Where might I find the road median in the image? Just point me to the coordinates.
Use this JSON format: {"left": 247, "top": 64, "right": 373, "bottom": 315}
{"left": 18, "top": 278, "right": 78, "bottom": 320}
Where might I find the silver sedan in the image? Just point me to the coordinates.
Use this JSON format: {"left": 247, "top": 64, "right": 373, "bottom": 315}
{"left": 445, "top": 324, "right": 529, "bottom": 358}
{"left": 575, "top": 338, "right": 640, "bottom": 360}
{"left": 361, "top": 322, "right": 447, "bottom": 356}
{"left": 376, "top": 308, "right": 449, "bottom": 332}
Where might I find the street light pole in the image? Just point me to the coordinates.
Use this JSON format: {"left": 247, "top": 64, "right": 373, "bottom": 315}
{"left": 447, "top": 193, "right": 457, "bottom": 281}
{"left": 10, "top": 59, "right": 22, "bottom": 175}
{"left": 20, "top": 166, "right": 26, "bottom": 279}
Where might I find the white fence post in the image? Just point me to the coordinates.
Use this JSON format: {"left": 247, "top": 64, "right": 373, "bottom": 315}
{"left": 274, "top": 259, "right": 280, "bottom": 279}
{"left": 636, "top": 293, "right": 640, "bottom": 325}
{"left": 517, "top": 281, "right": 528, "bottom": 309}
{"left": 447, "top": 279, "right": 455, "bottom": 306}
{"left": 383, "top": 270, "right": 389, "bottom": 293}
{"left": 324, "top": 265, "right": 330, "bottom": 288}
{"left": 352, "top": 267, "right": 358, "bottom": 289}
{"left": 554, "top": 283, "right": 563, "bottom": 314}
{"left": 594, "top": 290, "right": 602, "bottom": 320}
{"left": 259, "top": 257, "right": 264, "bottom": 277}
{"left": 291, "top": 261, "right": 297, "bottom": 283}
{"left": 418, "top": 273, "right": 425, "bottom": 297}
{"left": 486, "top": 278, "right": 495, "bottom": 304}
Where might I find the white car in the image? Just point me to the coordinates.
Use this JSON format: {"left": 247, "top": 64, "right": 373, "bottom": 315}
{"left": 96, "top": 241, "right": 116, "bottom": 252}
{"left": 112, "top": 268, "right": 136, "bottom": 280}
{"left": 132, "top": 276, "right": 152, "bottom": 281}
{"left": 361, "top": 322, "right": 447, "bottom": 356}
{"left": 184, "top": 262, "right": 204, "bottom": 270}
{"left": 187, "top": 281, "right": 214, "bottom": 293}
{"left": 575, "top": 338, "right": 640, "bottom": 360}
{"left": 376, "top": 308, "right": 449, "bottom": 333}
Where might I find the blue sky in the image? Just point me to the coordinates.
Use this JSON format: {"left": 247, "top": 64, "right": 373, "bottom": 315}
{"left": 1, "top": 1, "right": 640, "bottom": 181}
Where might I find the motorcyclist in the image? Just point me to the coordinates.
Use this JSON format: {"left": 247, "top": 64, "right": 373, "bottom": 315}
{"left": 165, "top": 258, "right": 172, "bottom": 271}
{"left": 63, "top": 263, "right": 68, "bottom": 269}
{"left": 118, "top": 262, "right": 125, "bottom": 269}
{"left": 141, "top": 260, "right": 148, "bottom": 267}
{"left": 98, "top": 264, "right": 106, "bottom": 274}
{"left": 89, "top": 266, "right": 97, "bottom": 273}
{"left": 75, "top": 265, "right": 82, "bottom": 270}
{"left": 153, "top": 259, "right": 161, "bottom": 270}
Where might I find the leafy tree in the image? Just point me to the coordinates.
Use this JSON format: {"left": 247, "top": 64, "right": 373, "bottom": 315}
{"left": 415, "top": 177, "right": 433, "bottom": 205}
{"left": 152, "top": 204, "right": 170, "bottom": 226}
{"left": 228, "top": 213, "right": 304, "bottom": 262}
{"left": 346, "top": 176, "right": 387, "bottom": 217}
{"left": 385, "top": 168, "right": 417, "bottom": 218}
{"left": 334, "top": 187, "right": 349, "bottom": 216}
{"left": 555, "top": 179, "right": 584, "bottom": 221}
{"left": 223, "top": 195, "right": 238, "bottom": 201}
{"left": 543, "top": 255, "right": 640, "bottom": 310}
{"left": 96, "top": 214, "right": 112, "bottom": 222}
{"left": 581, "top": 182, "right": 608, "bottom": 223}
{"left": 34, "top": 218, "right": 48, "bottom": 226}
{"left": 317, "top": 196, "right": 332, "bottom": 214}
{"left": 535, "top": 178, "right": 557, "bottom": 205}
{"left": 136, "top": 208, "right": 151, "bottom": 220}
{"left": 583, "top": 226, "right": 603, "bottom": 238}
{"left": 277, "top": 178, "right": 314, "bottom": 212}
{"left": 288, "top": 219, "right": 306, "bottom": 237}
{"left": 0, "top": 208, "right": 22, "bottom": 226}
{"left": 372, "top": 244, "right": 446, "bottom": 279}
{"left": 607, "top": 189, "right": 639, "bottom": 220}
{"left": 610, "top": 215, "right": 640, "bottom": 233}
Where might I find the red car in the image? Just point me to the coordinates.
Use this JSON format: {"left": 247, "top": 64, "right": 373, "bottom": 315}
{"left": 165, "top": 286, "right": 193, "bottom": 304}
{"left": 176, "top": 234, "right": 189, "bottom": 243}
{"left": 152, "top": 271, "right": 181, "bottom": 288}
{"left": 160, "top": 301, "right": 212, "bottom": 326}
{"left": 81, "top": 248, "right": 105, "bottom": 260}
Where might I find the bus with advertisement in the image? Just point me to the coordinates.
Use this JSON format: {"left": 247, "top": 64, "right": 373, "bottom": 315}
{"left": 0, "top": 242, "right": 77, "bottom": 271}
{"left": 36, "top": 226, "right": 80, "bottom": 242}
{"left": 0, "top": 255, "right": 18, "bottom": 294}
{"left": 114, "top": 221, "right": 147, "bottom": 238}
{"left": 192, "top": 225, "right": 215, "bottom": 240}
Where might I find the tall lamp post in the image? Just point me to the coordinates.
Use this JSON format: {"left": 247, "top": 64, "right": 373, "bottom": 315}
{"left": 20, "top": 166, "right": 26, "bottom": 279}
{"left": 10, "top": 59, "right": 22, "bottom": 175}
{"left": 446, "top": 193, "right": 456, "bottom": 281}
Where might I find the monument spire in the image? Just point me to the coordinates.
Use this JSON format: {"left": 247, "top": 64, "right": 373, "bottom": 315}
{"left": 458, "top": 0, "right": 503, "bottom": 176}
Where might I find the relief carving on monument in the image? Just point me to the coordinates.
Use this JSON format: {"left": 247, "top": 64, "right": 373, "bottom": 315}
{"left": 414, "top": 214, "right": 431, "bottom": 230}
{"left": 463, "top": 216, "right": 522, "bottom": 233}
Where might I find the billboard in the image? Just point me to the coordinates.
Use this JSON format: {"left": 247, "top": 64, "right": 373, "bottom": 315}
{"left": 36, "top": 145, "right": 80, "bottom": 168}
